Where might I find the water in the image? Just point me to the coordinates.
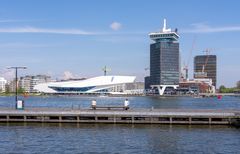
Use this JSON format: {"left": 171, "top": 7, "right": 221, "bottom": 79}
{"left": 0, "top": 123, "right": 239, "bottom": 153}
{"left": 0, "top": 96, "right": 240, "bottom": 153}
{"left": 0, "top": 95, "right": 240, "bottom": 109}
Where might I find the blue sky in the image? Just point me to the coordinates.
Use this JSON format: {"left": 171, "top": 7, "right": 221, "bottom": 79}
{"left": 0, "top": 0, "right": 239, "bottom": 87}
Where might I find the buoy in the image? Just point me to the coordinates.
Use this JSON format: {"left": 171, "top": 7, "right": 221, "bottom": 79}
{"left": 217, "top": 95, "right": 222, "bottom": 100}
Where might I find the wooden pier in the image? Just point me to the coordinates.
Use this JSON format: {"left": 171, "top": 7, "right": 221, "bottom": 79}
{"left": 0, "top": 108, "right": 239, "bottom": 126}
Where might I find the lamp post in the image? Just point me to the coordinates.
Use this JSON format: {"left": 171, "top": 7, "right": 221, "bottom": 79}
{"left": 7, "top": 67, "right": 27, "bottom": 108}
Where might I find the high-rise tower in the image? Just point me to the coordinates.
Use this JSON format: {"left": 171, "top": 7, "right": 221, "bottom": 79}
{"left": 148, "top": 19, "right": 180, "bottom": 95}
{"left": 194, "top": 55, "right": 217, "bottom": 87}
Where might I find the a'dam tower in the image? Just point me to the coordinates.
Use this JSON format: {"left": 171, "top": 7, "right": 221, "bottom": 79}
{"left": 148, "top": 19, "right": 180, "bottom": 95}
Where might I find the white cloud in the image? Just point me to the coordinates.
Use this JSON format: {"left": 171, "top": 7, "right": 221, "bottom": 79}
{"left": 0, "top": 26, "right": 96, "bottom": 35}
{"left": 110, "top": 22, "right": 122, "bottom": 31}
{"left": 182, "top": 23, "right": 240, "bottom": 33}
{"left": 62, "top": 71, "right": 76, "bottom": 80}
{"left": 63, "top": 71, "right": 74, "bottom": 80}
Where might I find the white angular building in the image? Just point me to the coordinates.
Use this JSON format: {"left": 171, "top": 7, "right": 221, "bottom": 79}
{"left": 34, "top": 75, "right": 136, "bottom": 94}
{"left": 0, "top": 77, "right": 7, "bottom": 92}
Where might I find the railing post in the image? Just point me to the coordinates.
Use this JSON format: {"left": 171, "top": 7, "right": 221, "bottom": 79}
{"left": 189, "top": 117, "right": 192, "bottom": 124}
{"left": 170, "top": 117, "right": 172, "bottom": 124}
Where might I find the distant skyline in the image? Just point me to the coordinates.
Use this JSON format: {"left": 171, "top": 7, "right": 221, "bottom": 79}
{"left": 0, "top": 0, "right": 240, "bottom": 87}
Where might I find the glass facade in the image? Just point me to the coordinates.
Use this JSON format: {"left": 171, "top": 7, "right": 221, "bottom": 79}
{"left": 150, "top": 41, "right": 180, "bottom": 85}
{"left": 49, "top": 86, "right": 96, "bottom": 92}
{"left": 194, "top": 55, "right": 217, "bottom": 87}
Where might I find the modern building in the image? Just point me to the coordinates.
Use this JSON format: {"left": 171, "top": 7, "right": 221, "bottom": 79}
{"left": 179, "top": 78, "right": 215, "bottom": 94}
{"left": 0, "top": 77, "right": 7, "bottom": 93}
{"left": 147, "top": 19, "right": 180, "bottom": 95}
{"left": 19, "top": 76, "right": 31, "bottom": 92}
{"left": 144, "top": 76, "right": 151, "bottom": 90}
{"left": 194, "top": 55, "right": 217, "bottom": 87}
{"left": 8, "top": 80, "right": 17, "bottom": 93}
{"left": 19, "top": 75, "right": 51, "bottom": 93}
{"left": 124, "top": 82, "right": 145, "bottom": 95}
{"left": 34, "top": 75, "right": 136, "bottom": 94}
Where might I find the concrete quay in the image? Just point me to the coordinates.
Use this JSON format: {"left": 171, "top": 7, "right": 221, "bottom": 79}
{"left": 0, "top": 108, "right": 239, "bottom": 126}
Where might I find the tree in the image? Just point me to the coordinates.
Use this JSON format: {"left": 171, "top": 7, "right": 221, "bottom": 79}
{"left": 219, "top": 85, "right": 226, "bottom": 93}
{"left": 5, "top": 86, "right": 10, "bottom": 94}
{"left": 17, "top": 88, "right": 25, "bottom": 94}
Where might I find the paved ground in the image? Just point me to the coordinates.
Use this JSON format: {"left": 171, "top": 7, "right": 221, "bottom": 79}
{"left": 0, "top": 108, "right": 239, "bottom": 117}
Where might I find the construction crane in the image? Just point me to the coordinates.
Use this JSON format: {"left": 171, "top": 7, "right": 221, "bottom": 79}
{"left": 102, "top": 66, "right": 111, "bottom": 76}
{"left": 194, "top": 48, "right": 210, "bottom": 78}
{"left": 183, "top": 38, "right": 196, "bottom": 80}
{"left": 201, "top": 48, "right": 210, "bottom": 77}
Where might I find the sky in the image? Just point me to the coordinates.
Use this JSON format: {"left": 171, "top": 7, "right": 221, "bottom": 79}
{"left": 0, "top": 0, "right": 240, "bottom": 87}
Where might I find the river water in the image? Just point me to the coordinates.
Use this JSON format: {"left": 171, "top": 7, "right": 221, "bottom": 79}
{"left": 0, "top": 95, "right": 239, "bottom": 153}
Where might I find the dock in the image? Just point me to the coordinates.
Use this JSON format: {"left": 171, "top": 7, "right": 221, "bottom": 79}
{"left": 0, "top": 108, "right": 239, "bottom": 126}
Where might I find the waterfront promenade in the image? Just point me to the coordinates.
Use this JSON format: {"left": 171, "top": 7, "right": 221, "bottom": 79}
{"left": 0, "top": 108, "right": 239, "bottom": 126}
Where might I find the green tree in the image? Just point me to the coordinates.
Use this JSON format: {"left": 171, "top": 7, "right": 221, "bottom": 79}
{"left": 17, "top": 88, "right": 25, "bottom": 94}
{"left": 219, "top": 85, "right": 226, "bottom": 93}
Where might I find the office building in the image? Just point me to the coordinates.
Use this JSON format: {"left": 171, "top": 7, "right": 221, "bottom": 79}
{"left": 147, "top": 19, "right": 180, "bottom": 95}
{"left": 19, "top": 75, "right": 51, "bottom": 93}
{"left": 194, "top": 55, "right": 217, "bottom": 87}
{"left": 0, "top": 77, "right": 7, "bottom": 92}
{"left": 19, "top": 76, "right": 31, "bottom": 92}
{"left": 8, "top": 80, "right": 17, "bottom": 93}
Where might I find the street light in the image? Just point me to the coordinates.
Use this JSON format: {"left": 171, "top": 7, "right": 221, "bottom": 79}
{"left": 7, "top": 67, "right": 27, "bottom": 108}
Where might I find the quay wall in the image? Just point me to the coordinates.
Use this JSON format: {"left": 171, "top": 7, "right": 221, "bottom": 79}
{"left": 0, "top": 108, "right": 239, "bottom": 126}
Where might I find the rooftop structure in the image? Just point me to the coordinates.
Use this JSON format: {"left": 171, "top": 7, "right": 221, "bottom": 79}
{"left": 149, "top": 19, "right": 179, "bottom": 42}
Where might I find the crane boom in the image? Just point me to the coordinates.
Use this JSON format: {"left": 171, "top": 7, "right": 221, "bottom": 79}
{"left": 201, "top": 49, "right": 210, "bottom": 73}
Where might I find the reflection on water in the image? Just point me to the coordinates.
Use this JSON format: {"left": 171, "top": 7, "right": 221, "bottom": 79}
{"left": 0, "top": 123, "right": 239, "bottom": 153}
